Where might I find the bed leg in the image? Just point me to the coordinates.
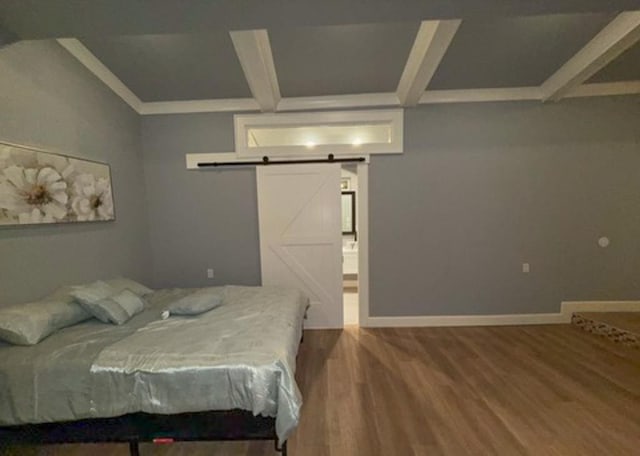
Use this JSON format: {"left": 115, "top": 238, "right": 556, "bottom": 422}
{"left": 129, "top": 441, "right": 140, "bottom": 456}
{"left": 275, "top": 439, "right": 288, "bottom": 455}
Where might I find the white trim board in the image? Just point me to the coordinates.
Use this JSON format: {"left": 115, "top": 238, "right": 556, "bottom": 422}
{"left": 361, "top": 301, "right": 640, "bottom": 328}
{"left": 58, "top": 32, "right": 640, "bottom": 115}
{"left": 230, "top": 29, "right": 280, "bottom": 112}
{"left": 542, "top": 11, "right": 640, "bottom": 101}
{"left": 141, "top": 83, "right": 640, "bottom": 115}
{"left": 397, "top": 19, "right": 461, "bottom": 106}
{"left": 356, "top": 163, "right": 370, "bottom": 327}
{"left": 568, "top": 80, "right": 640, "bottom": 98}
{"left": 56, "top": 38, "right": 143, "bottom": 112}
{"left": 278, "top": 92, "right": 400, "bottom": 112}
{"left": 141, "top": 98, "right": 260, "bottom": 115}
{"left": 420, "top": 86, "right": 542, "bottom": 104}
{"left": 141, "top": 83, "right": 640, "bottom": 114}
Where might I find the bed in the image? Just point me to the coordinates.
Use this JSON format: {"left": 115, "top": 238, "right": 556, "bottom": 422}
{"left": 0, "top": 285, "right": 308, "bottom": 455}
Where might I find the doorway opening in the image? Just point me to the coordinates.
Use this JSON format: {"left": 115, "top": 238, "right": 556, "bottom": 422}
{"left": 255, "top": 161, "right": 369, "bottom": 329}
{"left": 341, "top": 165, "right": 359, "bottom": 326}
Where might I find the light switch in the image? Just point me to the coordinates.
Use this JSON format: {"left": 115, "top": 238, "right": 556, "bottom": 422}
{"left": 207, "top": 268, "right": 214, "bottom": 279}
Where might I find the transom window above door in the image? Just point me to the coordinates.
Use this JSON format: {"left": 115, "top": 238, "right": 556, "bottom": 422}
{"left": 234, "top": 109, "right": 403, "bottom": 157}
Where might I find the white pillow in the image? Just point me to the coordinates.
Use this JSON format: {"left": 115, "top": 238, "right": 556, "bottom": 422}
{"left": 71, "top": 281, "right": 142, "bottom": 325}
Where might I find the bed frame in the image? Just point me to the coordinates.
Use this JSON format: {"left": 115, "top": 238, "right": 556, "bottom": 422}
{"left": 0, "top": 409, "right": 287, "bottom": 455}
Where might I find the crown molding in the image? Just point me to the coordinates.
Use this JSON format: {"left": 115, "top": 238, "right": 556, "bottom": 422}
{"left": 277, "top": 93, "right": 400, "bottom": 112}
{"left": 56, "top": 38, "right": 143, "bottom": 113}
{"left": 420, "top": 86, "right": 542, "bottom": 104}
{"left": 140, "top": 98, "right": 260, "bottom": 115}
{"left": 567, "top": 80, "right": 640, "bottom": 97}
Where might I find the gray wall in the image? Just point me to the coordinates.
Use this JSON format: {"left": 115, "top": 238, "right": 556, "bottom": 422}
{"left": 0, "top": 40, "right": 151, "bottom": 305}
{"left": 371, "top": 97, "right": 640, "bottom": 316}
{"left": 141, "top": 114, "right": 261, "bottom": 288}
{"left": 141, "top": 96, "right": 640, "bottom": 317}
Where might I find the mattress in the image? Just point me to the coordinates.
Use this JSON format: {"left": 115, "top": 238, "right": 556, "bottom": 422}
{"left": 0, "top": 285, "right": 308, "bottom": 441}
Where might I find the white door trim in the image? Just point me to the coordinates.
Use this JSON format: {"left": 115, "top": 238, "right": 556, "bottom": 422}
{"left": 356, "top": 163, "right": 370, "bottom": 327}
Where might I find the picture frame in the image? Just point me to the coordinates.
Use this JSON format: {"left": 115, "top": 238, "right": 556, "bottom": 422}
{"left": 0, "top": 141, "right": 115, "bottom": 226}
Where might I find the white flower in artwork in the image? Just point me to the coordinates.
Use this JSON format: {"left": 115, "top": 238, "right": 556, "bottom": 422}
{"left": 70, "top": 173, "right": 114, "bottom": 221}
{"left": 0, "top": 165, "right": 69, "bottom": 223}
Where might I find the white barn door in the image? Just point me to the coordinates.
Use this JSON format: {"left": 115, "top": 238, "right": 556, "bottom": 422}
{"left": 256, "top": 164, "right": 343, "bottom": 329}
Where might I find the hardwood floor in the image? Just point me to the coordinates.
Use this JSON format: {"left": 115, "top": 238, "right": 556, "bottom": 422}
{"left": 4, "top": 325, "right": 640, "bottom": 455}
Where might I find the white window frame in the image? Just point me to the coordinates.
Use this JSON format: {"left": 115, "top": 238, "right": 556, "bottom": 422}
{"left": 233, "top": 109, "right": 404, "bottom": 158}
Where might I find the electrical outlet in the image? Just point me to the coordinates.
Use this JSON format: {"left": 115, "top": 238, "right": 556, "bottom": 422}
{"left": 207, "top": 268, "right": 214, "bottom": 279}
{"left": 522, "top": 263, "right": 530, "bottom": 273}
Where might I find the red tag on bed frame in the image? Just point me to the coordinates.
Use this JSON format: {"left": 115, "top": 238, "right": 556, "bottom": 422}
{"left": 153, "top": 438, "right": 175, "bottom": 444}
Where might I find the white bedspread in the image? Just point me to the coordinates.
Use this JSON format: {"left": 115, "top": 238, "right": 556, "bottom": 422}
{"left": 0, "top": 286, "right": 308, "bottom": 442}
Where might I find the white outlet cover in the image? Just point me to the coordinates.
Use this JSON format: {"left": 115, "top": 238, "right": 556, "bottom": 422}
{"left": 598, "top": 237, "right": 610, "bottom": 248}
{"left": 522, "top": 263, "right": 530, "bottom": 273}
{"left": 207, "top": 268, "right": 214, "bottom": 278}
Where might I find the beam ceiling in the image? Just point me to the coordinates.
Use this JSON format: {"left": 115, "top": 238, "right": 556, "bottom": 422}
{"left": 1, "top": 0, "right": 639, "bottom": 39}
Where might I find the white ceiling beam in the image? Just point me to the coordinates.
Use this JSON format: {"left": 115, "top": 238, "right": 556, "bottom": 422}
{"left": 57, "top": 38, "right": 143, "bottom": 113}
{"left": 396, "top": 19, "right": 461, "bottom": 106}
{"left": 567, "top": 80, "right": 640, "bottom": 98}
{"left": 278, "top": 93, "right": 399, "bottom": 112}
{"left": 140, "top": 98, "right": 260, "bottom": 115}
{"left": 420, "top": 87, "right": 542, "bottom": 104}
{"left": 138, "top": 82, "right": 640, "bottom": 115}
{"left": 541, "top": 11, "right": 640, "bottom": 102}
{"left": 230, "top": 29, "right": 281, "bottom": 112}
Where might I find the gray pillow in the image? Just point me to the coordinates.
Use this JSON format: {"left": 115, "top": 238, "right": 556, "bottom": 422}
{"left": 105, "top": 277, "right": 153, "bottom": 297}
{"left": 70, "top": 280, "right": 115, "bottom": 306}
{"left": 167, "top": 289, "right": 223, "bottom": 316}
{"left": 72, "top": 282, "right": 144, "bottom": 325}
{"left": 111, "top": 289, "right": 145, "bottom": 319}
{"left": 85, "top": 296, "right": 131, "bottom": 325}
{"left": 0, "top": 300, "right": 91, "bottom": 345}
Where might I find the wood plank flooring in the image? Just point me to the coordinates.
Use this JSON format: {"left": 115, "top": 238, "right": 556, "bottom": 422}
{"left": 3, "top": 325, "right": 640, "bottom": 455}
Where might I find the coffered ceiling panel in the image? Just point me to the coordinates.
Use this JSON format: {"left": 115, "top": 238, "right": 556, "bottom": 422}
{"left": 81, "top": 33, "right": 252, "bottom": 102}
{"left": 428, "top": 13, "right": 615, "bottom": 90}
{"left": 270, "top": 23, "right": 420, "bottom": 97}
{"left": 587, "top": 41, "right": 640, "bottom": 83}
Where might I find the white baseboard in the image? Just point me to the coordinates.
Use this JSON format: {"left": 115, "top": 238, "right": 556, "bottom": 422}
{"left": 361, "top": 300, "right": 640, "bottom": 328}
{"left": 363, "top": 313, "right": 565, "bottom": 328}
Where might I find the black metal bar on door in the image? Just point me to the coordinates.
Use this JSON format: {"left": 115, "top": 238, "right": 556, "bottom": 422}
{"left": 197, "top": 154, "right": 366, "bottom": 168}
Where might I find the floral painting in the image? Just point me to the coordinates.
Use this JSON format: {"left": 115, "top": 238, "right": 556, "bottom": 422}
{"left": 0, "top": 142, "right": 115, "bottom": 226}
